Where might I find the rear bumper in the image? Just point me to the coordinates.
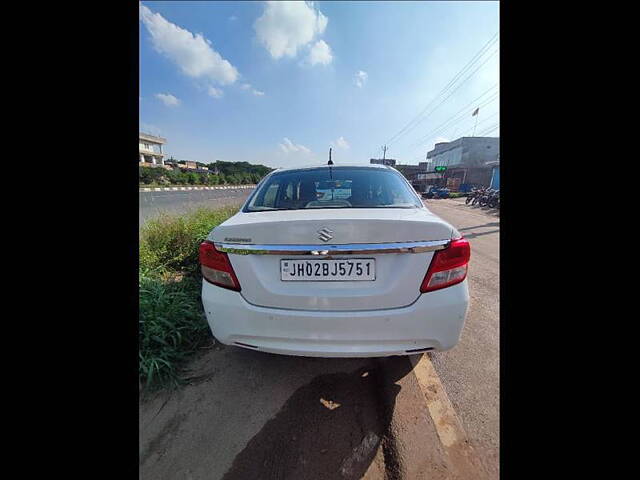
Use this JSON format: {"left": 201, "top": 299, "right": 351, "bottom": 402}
{"left": 201, "top": 280, "right": 469, "bottom": 357}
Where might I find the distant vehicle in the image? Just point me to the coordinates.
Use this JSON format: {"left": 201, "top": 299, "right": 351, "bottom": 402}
{"left": 421, "top": 185, "right": 437, "bottom": 198}
{"left": 433, "top": 187, "right": 450, "bottom": 199}
{"left": 200, "top": 164, "right": 470, "bottom": 357}
{"left": 422, "top": 185, "right": 449, "bottom": 199}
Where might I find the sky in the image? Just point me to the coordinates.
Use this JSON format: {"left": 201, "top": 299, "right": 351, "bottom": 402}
{"left": 139, "top": 1, "right": 499, "bottom": 169}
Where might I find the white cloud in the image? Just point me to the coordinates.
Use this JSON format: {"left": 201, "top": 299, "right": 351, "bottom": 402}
{"left": 140, "top": 4, "right": 239, "bottom": 85}
{"left": 332, "top": 136, "right": 350, "bottom": 149}
{"left": 229, "top": 15, "right": 238, "bottom": 22}
{"left": 354, "top": 70, "right": 368, "bottom": 88}
{"left": 254, "top": 1, "right": 328, "bottom": 60}
{"left": 307, "top": 40, "right": 333, "bottom": 66}
{"left": 240, "top": 83, "right": 265, "bottom": 96}
{"left": 155, "top": 93, "right": 180, "bottom": 107}
{"left": 279, "top": 137, "right": 311, "bottom": 155}
{"left": 208, "top": 86, "right": 223, "bottom": 98}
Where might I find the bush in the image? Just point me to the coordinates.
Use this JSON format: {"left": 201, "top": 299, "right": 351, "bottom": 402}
{"left": 448, "top": 192, "right": 466, "bottom": 198}
{"left": 139, "top": 272, "right": 208, "bottom": 388}
{"left": 140, "top": 205, "right": 239, "bottom": 275}
{"left": 166, "top": 169, "right": 186, "bottom": 184}
{"left": 139, "top": 166, "right": 164, "bottom": 184}
{"left": 186, "top": 172, "right": 199, "bottom": 185}
{"left": 139, "top": 205, "right": 239, "bottom": 389}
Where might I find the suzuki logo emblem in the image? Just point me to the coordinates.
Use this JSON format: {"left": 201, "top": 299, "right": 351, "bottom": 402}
{"left": 317, "top": 228, "right": 333, "bottom": 242}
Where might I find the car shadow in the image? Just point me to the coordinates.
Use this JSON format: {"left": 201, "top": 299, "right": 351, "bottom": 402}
{"left": 462, "top": 229, "right": 500, "bottom": 240}
{"left": 221, "top": 354, "right": 415, "bottom": 480}
{"left": 458, "top": 222, "right": 500, "bottom": 231}
{"left": 467, "top": 203, "right": 500, "bottom": 212}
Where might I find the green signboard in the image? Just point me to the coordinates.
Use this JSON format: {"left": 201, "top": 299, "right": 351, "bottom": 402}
{"left": 434, "top": 166, "right": 447, "bottom": 172}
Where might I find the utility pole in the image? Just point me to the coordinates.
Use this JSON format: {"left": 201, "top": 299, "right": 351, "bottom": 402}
{"left": 381, "top": 145, "right": 388, "bottom": 161}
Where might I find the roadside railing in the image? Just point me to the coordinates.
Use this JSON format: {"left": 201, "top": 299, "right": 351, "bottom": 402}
{"left": 139, "top": 184, "right": 257, "bottom": 192}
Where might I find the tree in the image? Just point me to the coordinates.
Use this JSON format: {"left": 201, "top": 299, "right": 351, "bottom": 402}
{"left": 139, "top": 166, "right": 164, "bottom": 185}
{"left": 187, "top": 172, "right": 199, "bottom": 185}
{"left": 210, "top": 160, "right": 272, "bottom": 181}
{"left": 140, "top": 160, "right": 272, "bottom": 186}
{"left": 166, "top": 169, "right": 184, "bottom": 185}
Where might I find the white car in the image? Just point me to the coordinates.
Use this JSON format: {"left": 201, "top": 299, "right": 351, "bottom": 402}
{"left": 200, "top": 164, "right": 470, "bottom": 357}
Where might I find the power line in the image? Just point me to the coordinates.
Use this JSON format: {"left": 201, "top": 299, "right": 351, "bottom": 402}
{"left": 384, "top": 41, "right": 499, "bottom": 148}
{"left": 409, "top": 119, "right": 500, "bottom": 163}
{"left": 476, "top": 123, "right": 500, "bottom": 136}
{"left": 408, "top": 87, "right": 499, "bottom": 149}
{"left": 427, "top": 98, "right": 499, "bottom": 142}
{"left": 382, "top": 32, "right": 499, "bottom": 148}
{"left": 465, "top": 112, "right": 499, "bottom": 137}
{"left": 401, "top": 48, "right": 499, "bottom": 140}
{"left": 386, "top": 47, "right": 499, "bottom": 152}
{"left": 410, "top": 117, "right": 500, "bottom": 163}
{"left": 406, "top": 98, "right": 499, "bottom": 160}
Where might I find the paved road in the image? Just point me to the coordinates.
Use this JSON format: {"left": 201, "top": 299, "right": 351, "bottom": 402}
{"left": 423, "top": 197, "right": 500, "bottom": 478}
{"left": 139, "top": 197, "right": 499, "bottom": 479}
{"left": 139, "top": 188, "right": 254, "bottom": 226}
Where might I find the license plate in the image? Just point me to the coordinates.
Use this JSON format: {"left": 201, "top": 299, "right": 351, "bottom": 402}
{"left": 280, "top": 259, "right": 375, "bottom": 281}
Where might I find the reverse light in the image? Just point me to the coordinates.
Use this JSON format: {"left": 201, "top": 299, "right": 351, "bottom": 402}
{"left": 420, "top": 237, "right": 470, "bottom": 293}
{"left": 199, "top": 241, "right": 241, "bottom": 291}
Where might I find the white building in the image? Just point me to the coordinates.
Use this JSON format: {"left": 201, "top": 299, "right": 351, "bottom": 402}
{"left": 139, "top": 132, "right": 166, "bottom": 167}
{"left": 426, "top": 136, "right": 499, "bottom": 188}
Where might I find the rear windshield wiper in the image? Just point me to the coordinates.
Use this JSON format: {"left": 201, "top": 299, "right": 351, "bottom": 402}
{"left": 248, "top": 207, "right": 297, "bottom": 211}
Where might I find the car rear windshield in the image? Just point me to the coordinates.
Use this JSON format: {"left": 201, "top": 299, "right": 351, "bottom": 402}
{"left": 244, "top": 167, "right": 422, "bottom": 212}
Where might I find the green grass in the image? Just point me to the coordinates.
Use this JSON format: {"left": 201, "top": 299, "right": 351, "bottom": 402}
{"left": 139, "top": 205, "right": 239, "bottom": 390}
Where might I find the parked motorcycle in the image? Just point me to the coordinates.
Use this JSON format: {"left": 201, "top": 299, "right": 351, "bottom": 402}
{"left": 470, "top": 187, "right": 489, "bottom": 206}
{"left": 465, "top": 187, "right": 481, "bottom": 205}
{"left": 487, "top": 190, "right": 500, "bottom": 209}
{"left": 479, "top": 189, "right": 499, "bottom": 208}
{"left": 489, "top": 190, "right": 500, "bottom": 209}
{"left": 465, "top": 186, "right": 499, "bottom": 209}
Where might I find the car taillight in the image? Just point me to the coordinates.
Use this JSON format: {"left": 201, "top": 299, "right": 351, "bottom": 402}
{"left": 420, "top": 237, "right": 470, "bottom": 293}
{"left": 199, "top": 241, "right": 241, "bottom": 291}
